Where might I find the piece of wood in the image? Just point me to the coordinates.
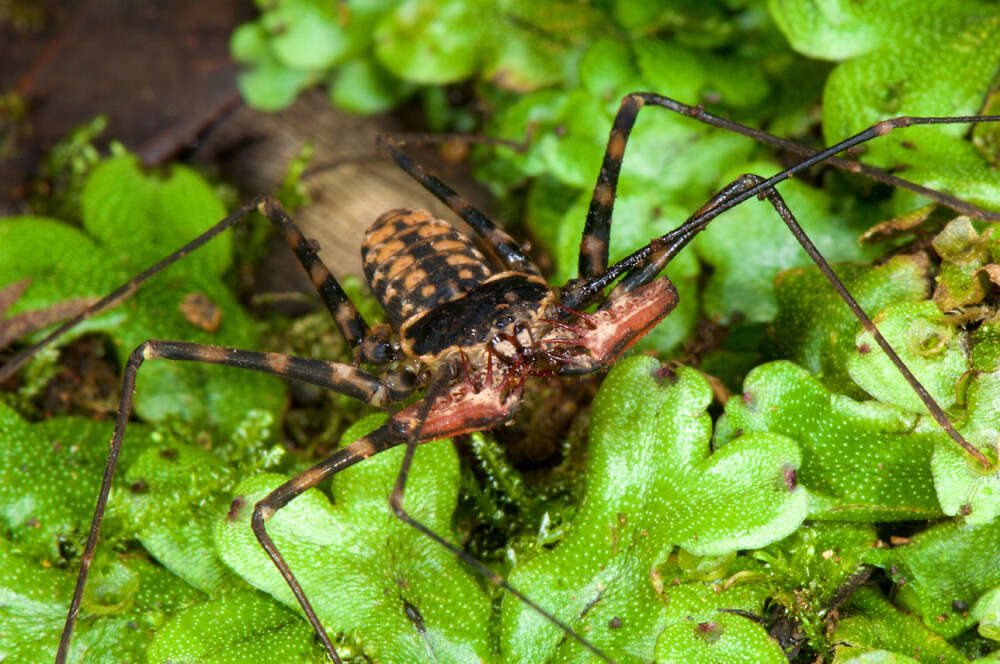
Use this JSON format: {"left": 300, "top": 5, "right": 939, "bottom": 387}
{"left": 194, "top": 91, "right": 496, "bottom": 281}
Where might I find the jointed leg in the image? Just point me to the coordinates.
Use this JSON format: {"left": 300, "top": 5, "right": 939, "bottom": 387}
{"left": 583, "top": 172, "right": 991, "bottom": 468}
{"left": 577, "top": 94, "right": 642, "bottom": 281}
{"left": 252, "top": 425, "right": 397, "bottom": 664}
{"left": 388, "top": 450, "right": 621, "bottom": 664}
{"left": 376, "top": 135, "right": 542, "bottom": 277}
{"left": 248, "top": 367, "right": 462, "bottom": 664}
{"left": 256, "top": 397, "right": 625, "bottom": 663}
{"left": 601, "top": 174, "right": 760, "bottom": 300}
{"left": 54, "top": 340, "right": 410, "bottom": 664}
{"left": 571, "top": 113, "right": 1000, "bottom": 309}
{"left": 140, "top": 340, "right": 416, "bottom": 404}
{"left": 0, "top": 195, "right": 384, "bottom": 382}
{"left": 1, "top": 197, "right": 258, "bottom": 382}
{"left": 384, "top": 366, "right": 621, "bottom": 664}
{"left": 576, "top": 92, "right": 1000, "bottom": 284}
{"left": 634, "top": 93, "right": 1000, "bottom": 222}
{"left": 255, "top": 197, "right": 391, "bottom": 363}
{"left": 752, "top": 184, "right": 990, "bottom": 467}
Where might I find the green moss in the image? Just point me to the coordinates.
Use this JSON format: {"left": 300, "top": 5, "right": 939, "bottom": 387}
{"left": 3, "top": 2, "right": 1000, "bottom": 662}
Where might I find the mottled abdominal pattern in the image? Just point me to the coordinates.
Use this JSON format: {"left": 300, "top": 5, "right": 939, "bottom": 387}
{"left": 362, "top": 208, "right": 557, "bottom": 379}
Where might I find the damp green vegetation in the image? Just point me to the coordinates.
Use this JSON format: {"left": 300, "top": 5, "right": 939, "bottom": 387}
{"left": 3, "top": 1, "right": 1000, "bottom": 663}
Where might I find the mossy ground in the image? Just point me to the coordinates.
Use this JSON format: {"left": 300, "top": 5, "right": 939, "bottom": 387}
{"left": 3, "top": 1, "right": 1000, "bottom": 662}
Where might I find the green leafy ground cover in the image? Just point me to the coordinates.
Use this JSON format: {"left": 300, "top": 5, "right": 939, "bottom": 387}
{"left": 3, "top": 0, "right": 1000, "bottom": 662}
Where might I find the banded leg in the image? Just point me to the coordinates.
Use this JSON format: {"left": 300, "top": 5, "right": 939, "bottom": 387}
{"left": 588, "top": 172, "right": 991, "bottom": 469}
{"left": 631, "top": 93, "right": 1000, "bottom": 222}
{"left": 576, "top": 91, "right": 1000, "bottom": 282}
{"left": 385, "top": 367, "right": 621, "bottom": 664}
{"left": 375, "top": 134, "right": 542, "bottom": 277}
{"left": 601, "top": 175, "right": 760, "bottom": 301}
{"left": 249, "top": 366, "right": 461, "bottom": 664}
{"left": 750, "top": 183, "right": 991, "bottom": 468}
{"left": 572, "top": 112, "right": 1000, "bottom": 308}
{"left": 256, "top": 197, "right": 393, "bottom": 363}
{"left": 0, "top": 194, "right": 383, "bottom": 382}
{"left": 54, "top": 340, "right": 411, "bottom": 664}
{"left": 252, "top": 425, "right": 398, "bottom": 664}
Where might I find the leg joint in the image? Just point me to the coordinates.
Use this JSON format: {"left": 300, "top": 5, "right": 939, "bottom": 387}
{"left": 359, "top": 325, "right": 397, "bottom": 365}
{"left": 738, "top": 173, "right": 766, "bottom": 187}
{"left": 128, "top": 340, "right": 154, "bottom": 366}
{"left": 256, "top": 194, "right": 283, "bottom": 218}
{"left": 252, "top": 501, "right": 274, "bottom": 530}
{"left": 380, "top": 369, "right": 417, "bottom": 404}
{"left": 388, "top": 489, "right": 407, "bottom": 520}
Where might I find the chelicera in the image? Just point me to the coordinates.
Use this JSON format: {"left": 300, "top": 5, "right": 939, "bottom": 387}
{"left": 2, "top": 91, "right": 998, "bottom": 664}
